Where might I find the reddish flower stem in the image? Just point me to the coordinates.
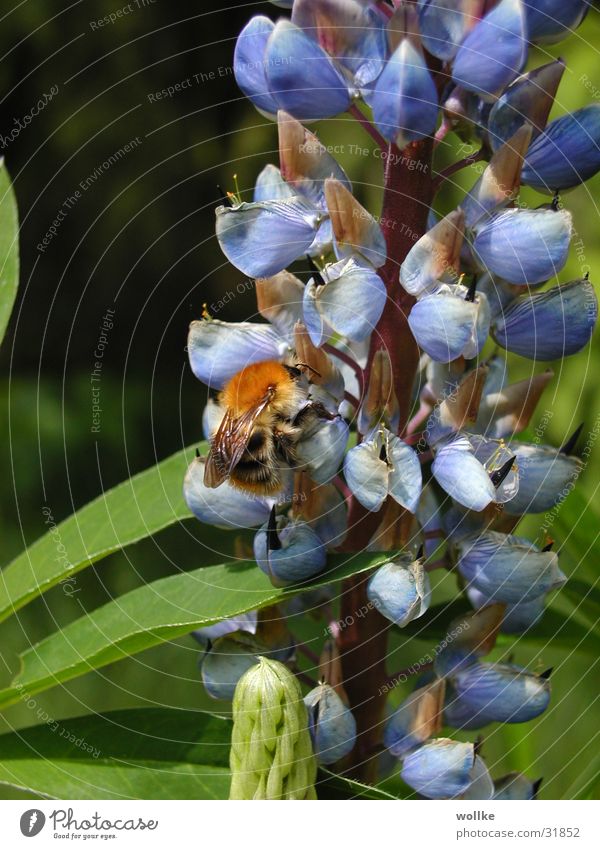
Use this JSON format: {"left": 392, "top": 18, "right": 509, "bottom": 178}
{"left": 349, "top": 103, "right": 388, "bottom": 150}
{"left": 337, "top": 138, "right": 434, "bottom": 781}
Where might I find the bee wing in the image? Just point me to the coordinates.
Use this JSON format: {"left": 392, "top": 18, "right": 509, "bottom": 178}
{"left": 203, "top": 394, "right": 272, "bottom": 488}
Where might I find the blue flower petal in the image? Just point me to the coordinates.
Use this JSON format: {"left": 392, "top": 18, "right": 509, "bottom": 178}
{"left": 188, "top": 319, "right": 287, "bottom": 389}
{"left": 418, "top": 0, "right": 475, "bottom": 61}
{"left": 456, "top": 531, "right": 566, "bottom": 604}
{"left": 408, "top": 288, "right": 483, "bottom": 362}
{"left": 367, "top": 557, "right": 430, "bottom": 627}
{"left": 492, "top": 278, "right": 597, "bottom": 360}
{"left": 387, "top": 435, "right": 423, "bottom": 514}
{"left": 401, "top": 739, "right": 476, "bottom": 799}
{"left": 215, "top": 197, "right": 324, "bottom": 277}
{"left": 253, "top": 164, "right": 295, "bottom": 202}
{"left": 372, "top": 39, "right": 439, "bottom": 148}
{"left": 292, "top": 0, "right": 387, "bottom": 87}
{"left": 193, "top": 611, "right": 258, "bottom": 646}
{"left": 452, "top": 0, "right": 527, "bottom": 101}
{"left": 494, "top": 773, "right": 541, "bottom": 800}
{"left": 184, "top": 457, "right": 276, "bottom": 529}
{"left": 201, "top": 634, "right": 261, "bottom": 701}
{"left": 343, "top": 438, "right": 388, "bottom": 512}
{"left": 400, "top": 210, "right": 465, "bottom": 297}
{"left": 304, "top": 683, "right": 357, "bottom": 764}
{"left": 234, "top": 16, "right": 279, "bottom": 117}
{"left": 503, "top": 442, "right": 583, "bottom": 514}
{"left": 432, "top": 435, "right": 496, "bottom": 511}
{"left": 296, "top": 417, "right": 349, "bottom": 484}
{"left": 452, "top": 662, "right": 551, "bottom": 724}
{"left": 521, "top": 105, "right": 600, "bottom": 192}
{"left": 473, "top": 208, "right": 572, "bottom": 285}
{"left": 525, "top": 0, "right": 588, "bottom": 44}
{"left": 265, "top": 19, "right": 352, "bottom": 120}
{"left": 254, "top": 516, "right": 327, "bottom": 585}
{"left": 303, "top": 259, "right": 386, "bottom": 344}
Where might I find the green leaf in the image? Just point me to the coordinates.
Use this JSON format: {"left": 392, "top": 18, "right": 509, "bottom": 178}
{"left": 0, "top": 708, "right": 231, "bottom": 799}
{"left": 561, "top": 579, "right": 600, "bottom": 629}
{"left": 0, "top": 552, "right": 391, "bottom": 710}
{"left": 317, "top": 768, "right": 400, "bottom": 799}
{"left": 0, "top": 444, "right": 198, "bottom": 624}
{"left": 0, "top": 159, "right": 19, "bottom": 346}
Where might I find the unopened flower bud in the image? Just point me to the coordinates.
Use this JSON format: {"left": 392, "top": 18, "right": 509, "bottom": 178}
{"left": 254, "top": 510, "right": 327, "bottom": 586}
{"left": 384, "top": 678, "right": 445, "bottom": 757}
{"left": 358, "top": 348, "right": 400, "bottom": 435}
{"left": 324, "top": 177, "right": 385, "bottom": 268}
{"left": 229, "top": 657, "right": 317, "bottom": 799}
{"left": 304, "top": 683, "right": 357, "bottom": 764}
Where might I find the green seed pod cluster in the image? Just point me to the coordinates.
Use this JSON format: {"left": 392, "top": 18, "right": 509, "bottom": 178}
{"left": 229, "top": 656, "right": 317, "bottom": 800}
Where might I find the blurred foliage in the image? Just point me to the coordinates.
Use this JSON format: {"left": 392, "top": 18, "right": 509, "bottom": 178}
{"left": 0, "top": 1, "right": 599, "bottom": 799}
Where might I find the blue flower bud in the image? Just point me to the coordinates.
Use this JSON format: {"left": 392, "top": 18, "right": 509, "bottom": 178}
{"left": 401, "top": 739, "right": 489, "bottom": 799}
{"left": 372, "top": 39, "right": 439, "bottom": 148}
{"left": 384, "top": 679, "right": 445, "bottom": 757}
{"left": 487, "top": 60, "right": 565, "bottom": 151}
{"left": 521, "top": 105, "right": 600, "bottom": 191}
{"left": 492, "top": 278, "right": 597, "bottom": 361}
{"left": 215, "top": 197, "right": 324, "bottom": 278}
{"left": 188, "top": 318, "right": 288, "bottom": 389}
{"left": 254, "top": 512, "right": 327, "bottom": 586}
{"left": 408, "top": 283, "right": 490, "bottom": 363}
{"left": 418, "top": 0, "right": 476, "bottom": 61}
{"left": 304, "top": 683, "right": 357, "bottom": 764}
{"left": 184, "top": 456, "right": 279, "bottom": 529}
{"left": 524, "top": 0, "right": 588, "bottom": 44}
{"left": 344, "top": 427, "right": 422, "bottom": 513}
{"left": 265, "top": 20, "right": 352, "bottom": 120}
{"left": 455, "top": 531, "right": 566, "bottom": 604}
{"left": 452, "top": 0, "right": 527, "bottom": 102}
{"left": 234, "top": 17, "right": 279, "bottom": 117}
{"left": 295, "top": 416, "right": 349, "bottom": 484}
{"left": 473, "top": 208, "right": 572, "bottom": 285}
{"left": 493, "top": 772, "right": 542, "bottom": 799}
{"left": 449, "top": 661, "right": 551, "bottom": 725}
{"left": 366, "top": 556, "right": 431, "bottom": 627}
{"left": 324, "top": 178, "right": 386, "bottom": 268}
{"left": 302, "top": 258, "right": 387, "bottom": 346}
{"left": 502, "top": 442, "right": 583, "bottom": 514}
{"left": 292, "top": 0, "right": 387, "bottom": 88}
{"left": 200, "top": 633, "right": 263, "bottom": 700}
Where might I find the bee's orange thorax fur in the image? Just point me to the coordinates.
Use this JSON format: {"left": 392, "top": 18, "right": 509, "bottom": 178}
{"left": 221, "top": 361, "right": 297, "bottom": 417}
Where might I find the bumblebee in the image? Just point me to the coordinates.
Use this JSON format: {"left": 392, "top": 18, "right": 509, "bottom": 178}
{"left": 204, "top": 360, "right": 316, "bottom": 494}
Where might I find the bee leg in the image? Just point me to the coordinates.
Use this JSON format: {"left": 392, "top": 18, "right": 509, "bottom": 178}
{"left": 292, "top": 401, "right": 337, "bottom": 428}
{"left": 273, "top": 429, "right": 298, "bottom": 466}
